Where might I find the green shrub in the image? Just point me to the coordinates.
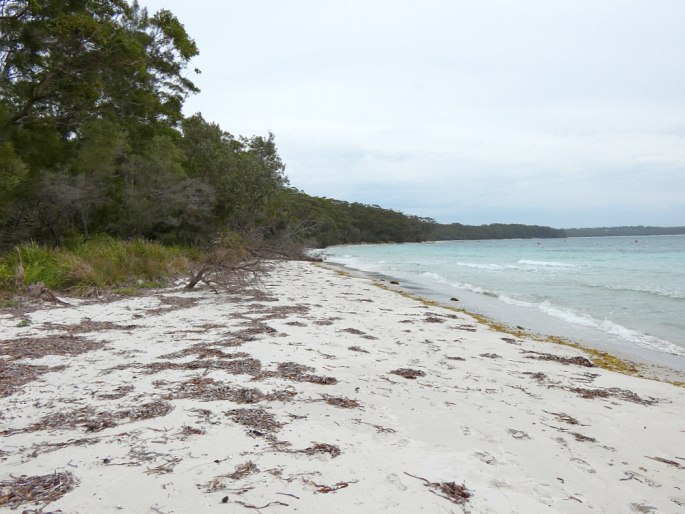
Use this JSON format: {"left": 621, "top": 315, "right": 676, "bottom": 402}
{"left": 0, "top": 238, "right": 191, "bottom": 295}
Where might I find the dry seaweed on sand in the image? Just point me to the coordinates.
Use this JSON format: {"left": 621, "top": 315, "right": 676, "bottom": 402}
{"left": 258, "top": 361, "right": 337, "bottom": 385}
{"left": 228, "top": 461, "right": 260, "bottom": 480}
{"left": 480, "top": 353, "right": 501, "bottom": 359}
{"left": 21, "top": 400, "right": 173, "bottom": 433}
{"left": 135, "top": 357, "right": 262, "bottom": 376}
{"left": 22, "top": 437, "right": 101, "bottom": 460}
{"left": 544, "top": 411, "right": 582, "bottom": 425}
{"left": 348, "top": 345, "right": 369, "bottom": 353}
{"left": 523, "top": 350, "right": 596, "bottom": 368}
{"left": 571, "top": 432, "right": 597, "bottom": 443}
{"left": 424, "top": 316, "right": 445, "bottom": 323}
{"left": 0, "top": 471, "right": 78, "bottom": 509}
{"left": 404, "top": 472, "right": 472, "bottom": 505}
{"left": 567, "top": 386, "right": 659, "bottom": 405}
{"left": 157, "top": 344, "right": 248, "bottom": 360}
{"left": 42, "top": 319, "right": 137, "bottom": 333}
{"left": 339, "top": 327, "right": 366, "bottom": 335}
{"left": 0, "top": 363, "right": 67, "bottom": 398}
{"left": 352, "top": 418, "right": 397, "bottom": 433}
{"left": 226, "top": 407, "right": 283, "bottom": 436}
{"left": 389, "top": 368, "right": 425, "bottom": 380}
{"left": 306, "top": 480, "right": 355, "bottom": 493}
{"left": 0, "top": 335, "right": 104, "bottom": 360}
{"left": 646, "top": 456, "right": 683, "bottom": 469}
{"left": 319, "top": 394, "right": 361, "bottom": 409}
{"left": 97, "top": 384, "right": 134, "bottom": 400}
{"left": 301, "top": 443, "right": 341, "bottom": 458}
{"left": 252, "top": 304, "right": 311, "bottom": 320}
{"left": 145, "top": 456, "right": 182, "bottom": 475}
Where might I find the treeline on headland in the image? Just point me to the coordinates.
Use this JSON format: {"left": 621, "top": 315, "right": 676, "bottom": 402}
{"left": 564, "top": 226, "right": 685, "bottom": 238}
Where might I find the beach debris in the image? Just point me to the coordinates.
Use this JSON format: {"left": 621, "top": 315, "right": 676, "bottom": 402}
{"left": 229, "top": 461, "right": 260, "bottom": 479}
{"left": 403, "top": 472, "right": 472, "bottom": 505}
{"left": 16, "top": 400, "right": 173, "bottom": 433}
{"left": 0, "top": 471, "right": 78, "bottom": 509}
{"left": 258, "top": 361, "right": 337, "bottom": 385}
{"left": 507, "top": 429, "right": 531, "bottom": 439}
{"left": 501, "top": 337, "right": 520, "bottom": 345}
{"left": 157, "top": 344, "right": 248, "bottom": 360}
{"left": 455, "top": 324, "right": 477, "bottom": 332}
{"left": 524, "top": 371, "right": 550, "bottom": 384}
{"left": 571, "top": 432, "right": 597, "bottom": 443}
{"left": 352, "top": 418, "right": 397, "bottom": 433}
{"left": 0, "top": 335, "right": 105, "bottom": 360}
{"left": 0, "top": 363, "right": 67, "bottom": 399}
{"left": 339, "top": 327, "right": 366, "bottom": 335}
{"left": 306, "top": 480, "right": 354, "bottom": 493}
{"left": 26, "top": 282, "right": 69, "bottom": 305}
{"left": 567, "top": 387, "right": 658, "bottom": 405}
{"left": 348, "top": 345, "right": 369, "bottom": 353}
{"left": 42, "top": 319, "right": 138, "bottom": 333}
{"left": 252, "top": 303, "right": 310, "bottom": 321}
{"left": 97, "top": 384, "right": 135, "bottom": 400}
{"left": 203, "top": 462, "right": 260, "bottom": 492}
{"left": 544, "top": 411, "right": 582, "bottom": 425}
{"left": 292, "top": 443, "right": 342, "bottom": 458}
{"left": 226, "top": 407, "right": 283, "bottom": 436}
{"left": 232, "top": 499, "right": 289, "bottom": 509}
{"left": 320, "top": 394, "right": 361, "bottom": 409}
{"left": 445, "top": 356, "right": 465, "bottom": 361}
{"left": 146, "top": 456, "right": 182, "bottom": 475}
{"left": 389, "top": 368, "right": 425, "bottom": 379}
{"left": 178, "top": 425, "right": 205, "bottom": 437}
{"left": 645, "top": 456, "right": 683, "bottom": 469}
{"left": 108, "top": 357, "right": 263, "bottom": 377}
{"left": 523, "top": 350, "right": 595, "bottom": 367}
{"left": 163, "top": 377, "right": 275, "bottom": 403}
{"left": 424, "top": 316, "right": 445, "bottom": 323}
{"left": 480, "top": 353, "right": 501, "bottom": 359}
{"left": 508, "top": 384, "right": 540, "bottom": 398}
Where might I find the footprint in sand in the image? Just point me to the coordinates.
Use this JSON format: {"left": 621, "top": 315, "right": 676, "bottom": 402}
{"left": 570, "top": 457, "right": 596, "bottom": 474}
{"left": 630, "top": 503, "right": 657, "bottom": 513}
{"left": 474, "top": 450, "right": 497, "bottom": 465}
{"left": 386, "top": 473, "right": 408, "bottom": 491}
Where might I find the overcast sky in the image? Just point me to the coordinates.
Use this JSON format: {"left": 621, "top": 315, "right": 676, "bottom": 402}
{"left": 142, "top": 0, "right": 685, "bottom": 228}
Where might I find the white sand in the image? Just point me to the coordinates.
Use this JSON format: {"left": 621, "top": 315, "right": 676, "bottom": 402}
{"left": 1, "top": 261, "right": 684, "bottom": 513}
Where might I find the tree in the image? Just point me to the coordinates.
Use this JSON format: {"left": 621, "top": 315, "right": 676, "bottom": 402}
{"left": 1, "top": 0, "right": 199, "bottom": 156}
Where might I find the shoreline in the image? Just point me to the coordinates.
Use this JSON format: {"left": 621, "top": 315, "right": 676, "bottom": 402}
{"left": 318, "top": 259, "right": 685, "bottom": 384}
{"left": 1, "top": 260, "right": 684, "bottom": 512}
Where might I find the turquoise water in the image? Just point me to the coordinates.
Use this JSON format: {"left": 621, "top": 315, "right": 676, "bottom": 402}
{"left": 323, "top": 235, "right": 685, "bottom": 370}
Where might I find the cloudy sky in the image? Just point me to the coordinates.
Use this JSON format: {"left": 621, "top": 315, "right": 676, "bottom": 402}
{"left": 143, "top": 0, "right": 685, "bottom": 228}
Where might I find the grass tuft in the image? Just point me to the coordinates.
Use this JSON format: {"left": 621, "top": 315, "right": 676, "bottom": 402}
{"left": 0, "top": 237, "right": 191, "bottom": 296}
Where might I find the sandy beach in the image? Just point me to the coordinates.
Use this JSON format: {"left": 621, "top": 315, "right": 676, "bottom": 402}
{"left": 1, "top": 260, "right": 684, "bottom": 513}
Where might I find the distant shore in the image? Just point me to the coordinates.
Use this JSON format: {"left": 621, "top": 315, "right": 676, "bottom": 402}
{"left": 1, "top": 261, "right": 684, "bottom": 512}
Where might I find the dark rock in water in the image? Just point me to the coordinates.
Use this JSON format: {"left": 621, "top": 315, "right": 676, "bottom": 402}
{"left": 516, "top": 326, "right": 525, "bottom": 330}
{"left": 390, "top": 280, "right": 400, "bottom": 285}
{"left": 450, "top": 297, "right": 459, "bottom": 302}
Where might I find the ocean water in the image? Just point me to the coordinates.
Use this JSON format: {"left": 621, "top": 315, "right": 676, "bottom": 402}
{"left": 322, "top": 235, "right": 685, "bottom": 372}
